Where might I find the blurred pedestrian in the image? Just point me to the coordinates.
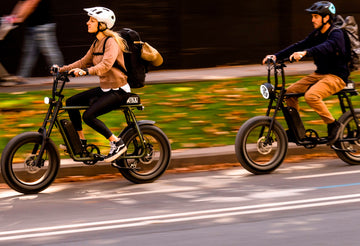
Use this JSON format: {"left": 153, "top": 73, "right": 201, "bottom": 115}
{"left": 7, "top": 0, "right": 63, "bottom": 79}
{"left": 0, "top": 17, "right": 22, "bottom": 85}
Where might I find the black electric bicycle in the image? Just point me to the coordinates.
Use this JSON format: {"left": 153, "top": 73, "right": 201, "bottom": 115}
{"left": 0, "top": 72, "right": 171, "bottom": 194}
{"left": 235, "top": 58, "right": 360, "bottom": 174}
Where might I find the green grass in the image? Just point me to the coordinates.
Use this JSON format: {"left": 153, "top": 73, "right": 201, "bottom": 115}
{"left": 1, "top": 72, "right": 360, "bottom": 154}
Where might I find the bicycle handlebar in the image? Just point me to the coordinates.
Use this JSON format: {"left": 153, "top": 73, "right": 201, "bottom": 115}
{"left": 264, "top": 57, "right": 294, "bottom": 88}
{"left": 265, "top": 57, "right": 293, "bottom": 66}
{"left": 50, "top": 71, "right": 75, "bottom": 98}
{"left": 279, "top": 57, "right": 294, "bottom": 63}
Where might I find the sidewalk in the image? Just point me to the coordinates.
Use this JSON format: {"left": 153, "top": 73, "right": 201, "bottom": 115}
{"left": 0, "top": 61, "right": 316, "bottom": 91}
{"left": 1, "top": 61, "right": 334, "bottom": 182}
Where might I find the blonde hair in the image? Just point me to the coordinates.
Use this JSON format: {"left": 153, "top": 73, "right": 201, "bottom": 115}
{"left": 103, "top": 28, "right": 129, "bottom": 53}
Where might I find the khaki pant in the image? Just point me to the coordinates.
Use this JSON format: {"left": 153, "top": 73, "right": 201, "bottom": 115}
{"left": 286, "top": 73, "right": 346, "bottom": 124}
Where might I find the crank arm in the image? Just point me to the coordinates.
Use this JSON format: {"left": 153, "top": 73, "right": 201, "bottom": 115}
{"left": 112, "top": 165, "right": 141, "bottom": 171}
{"left": 118, "top": 167, "right": 141, "bottom": 171}
{"left": 330, "top": 145, "right": 356, "bottom": 153}
{"left": 93, "top": 154, "right": 105, "bottom": 161}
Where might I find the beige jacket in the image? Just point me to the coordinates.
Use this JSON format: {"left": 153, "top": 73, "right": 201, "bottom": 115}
{"left": 60, "top": 37, "right": 127, "bottom": 89}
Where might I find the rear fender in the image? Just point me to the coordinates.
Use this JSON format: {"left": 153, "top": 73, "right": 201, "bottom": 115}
{"left": 118, "top": 120, "right": 155, "bottom": 139}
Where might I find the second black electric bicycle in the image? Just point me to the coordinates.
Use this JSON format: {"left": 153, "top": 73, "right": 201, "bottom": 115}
{"left": 235, "top": 58, "right": 360, "bottom": 174}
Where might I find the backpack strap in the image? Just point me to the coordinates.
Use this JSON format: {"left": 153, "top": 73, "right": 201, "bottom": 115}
{"left": 92, "top": 36, "right": 128, "bottom": 74}
{"left": 113, "top": 60, "right": 127, "bottom": 75}
{"left": 92, "top": 36, "right": 111, "bottom": 56}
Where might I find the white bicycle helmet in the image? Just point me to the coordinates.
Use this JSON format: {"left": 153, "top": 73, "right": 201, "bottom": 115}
{"left": 84, "top": 7, "right": 116, "bottom": 29}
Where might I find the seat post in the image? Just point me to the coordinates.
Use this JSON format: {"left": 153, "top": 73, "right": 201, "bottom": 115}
{"left": 337, "top": 92, "right": 348, "bottom": 114}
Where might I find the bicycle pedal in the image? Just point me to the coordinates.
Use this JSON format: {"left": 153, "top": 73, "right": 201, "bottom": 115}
{"left": 92, "top": 154, "right": 105, "bottom": 161}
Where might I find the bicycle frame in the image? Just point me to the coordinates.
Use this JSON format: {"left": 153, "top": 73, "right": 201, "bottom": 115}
{"left": 58, "top": 105, "right": 148, "bottom": 161}
{"left": 261, "top": 62, "right": 287, "bottom": 145}
{"left": 34, "top": 73, "right": 148, "bottom": 167}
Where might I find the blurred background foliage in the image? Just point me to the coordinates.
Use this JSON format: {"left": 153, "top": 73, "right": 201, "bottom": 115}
{"left": 0, "top": 0, "right": 359, "bottom": 76}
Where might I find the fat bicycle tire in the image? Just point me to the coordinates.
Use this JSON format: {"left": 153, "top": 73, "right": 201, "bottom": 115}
{"left": 115, "top": 125, "right": 171, "bottom": 183}
{"left": 0, "top": 132, "right": 60, "bottom": 194}
{"left": 335, "top": 109, "right": 360, "bottom": 165}
{"left": 235, "top": 116, "right": 288, "bottom": 174}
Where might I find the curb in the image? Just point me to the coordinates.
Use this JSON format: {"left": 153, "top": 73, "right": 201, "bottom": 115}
{"left": 47, "top": 144, "right": 337, "bottom": 178}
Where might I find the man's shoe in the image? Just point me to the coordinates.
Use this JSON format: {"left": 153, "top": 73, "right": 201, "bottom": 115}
{"left": 104, "top": 139, "right": 127, "bottom": 163}
{"left": 327, "top": 120, "right": 342, "bottom": 145}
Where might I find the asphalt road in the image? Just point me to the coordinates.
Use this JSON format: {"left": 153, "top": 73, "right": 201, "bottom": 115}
{"left": 1, "top": 158, "right": 360, "bottom": 245}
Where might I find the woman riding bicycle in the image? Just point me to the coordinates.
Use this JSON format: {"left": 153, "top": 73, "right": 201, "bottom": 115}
{"left": 57, "top": 7, "right": 129, "bottom": 162}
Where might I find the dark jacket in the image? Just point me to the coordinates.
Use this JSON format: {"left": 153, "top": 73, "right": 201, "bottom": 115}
{"left": 275, "top": 27, "right": 349, "bottom": 82}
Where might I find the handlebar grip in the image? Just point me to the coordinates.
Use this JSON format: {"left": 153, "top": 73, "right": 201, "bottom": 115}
{"left": 50, "top": 65, "right": 59, "bottom": 73}
{"left": 276, "top": 58, "right": 294, "bottom": 64}
{"left": 266, "top": 57, "right": 276, "bottom": 64}
{"left": 68, "top": 71, "right": 75, "bottom": 77}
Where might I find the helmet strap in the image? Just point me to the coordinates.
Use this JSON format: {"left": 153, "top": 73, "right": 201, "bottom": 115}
{"left": 98, "top": 22, "right": 108, "bottom": 32}
{"left": 95, "top": 22, "right": 107, "bottom": 35}
{"left": 321, "top": 17, "right": 326, "bottom": 28}
{"left": 319, "top": 15, "right": 331, "bottom": 32}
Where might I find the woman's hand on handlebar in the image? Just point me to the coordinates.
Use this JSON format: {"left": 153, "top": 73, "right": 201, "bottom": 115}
{"left": 289, "top": 51, "right": 307, "bottom": 62}
{"left": 69, "top": 68, "right": 88, "bottom": 77}
{"left": 262, "top": 55, "right": 276, "bottom": 65}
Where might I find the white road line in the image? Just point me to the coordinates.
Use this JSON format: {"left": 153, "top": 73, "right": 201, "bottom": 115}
{"left": 70, "top": 186, "right": 198, "bottom": 200}
{"left": 1, "top": 193, "right": 360, "bottom": 241}
{"left": 285, "top": 169, "right": 360, "bottom": 179}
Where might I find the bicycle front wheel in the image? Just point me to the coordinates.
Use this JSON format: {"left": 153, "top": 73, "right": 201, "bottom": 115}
{"left": 0, "top": 132, "right": 60, "bottom": 194}
{"left": 235, "top": 116, "right": 288, "bottom": 174}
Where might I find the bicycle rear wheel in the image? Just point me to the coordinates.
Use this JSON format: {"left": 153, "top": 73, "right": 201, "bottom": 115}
{"left": 115, "top": 125, "right": 171, "bottom": 183}
{"left": 335, "top": 109, "right": 360, "bottom": 165}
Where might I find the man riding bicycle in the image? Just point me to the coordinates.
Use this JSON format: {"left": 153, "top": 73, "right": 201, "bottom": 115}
{"left": 262, "top": 1, "right": 350, "bottom": 144}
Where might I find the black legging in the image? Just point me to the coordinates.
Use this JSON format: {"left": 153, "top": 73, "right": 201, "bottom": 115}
{"left": 66, "top": 87, "right": 128, "bottom": 139}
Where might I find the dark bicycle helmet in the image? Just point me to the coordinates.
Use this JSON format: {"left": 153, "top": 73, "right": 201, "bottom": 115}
{"left": 306, "top": 1, "right": 336, "bottom": 19}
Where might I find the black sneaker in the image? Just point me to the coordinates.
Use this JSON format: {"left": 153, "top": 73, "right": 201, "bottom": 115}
{"left": 327, "top": 120, "right": 342, "bottom": 145}
{"left": 104, "top": 139, "right": 127, "bottom": 163}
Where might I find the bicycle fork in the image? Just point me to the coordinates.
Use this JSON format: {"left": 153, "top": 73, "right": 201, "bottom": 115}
{"left": 33, "top": 100, "right": 61, "bottom": 167}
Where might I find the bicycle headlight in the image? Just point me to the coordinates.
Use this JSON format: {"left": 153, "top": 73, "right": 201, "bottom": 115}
{"left": 44, "top": 97, "right": 50, "bottom": 104}
{"left": 260, "top": 83, "right": 275, "bottom": 99}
